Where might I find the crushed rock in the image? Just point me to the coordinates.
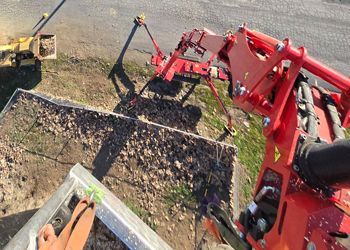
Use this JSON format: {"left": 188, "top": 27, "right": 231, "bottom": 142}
{"left": 0, "top": 92, "right": 241, "bottom": 249}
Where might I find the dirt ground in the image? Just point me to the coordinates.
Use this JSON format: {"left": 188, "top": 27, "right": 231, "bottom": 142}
{"left": 0, "top": 92, "right": 246, "bottom": 249}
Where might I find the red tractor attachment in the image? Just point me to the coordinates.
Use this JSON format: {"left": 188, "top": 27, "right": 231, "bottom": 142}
{"left": 134, "top": 14, "right": 350, "bottom": 250}
{"left": 132, "top": 15, "right": 235, "bottom": 134}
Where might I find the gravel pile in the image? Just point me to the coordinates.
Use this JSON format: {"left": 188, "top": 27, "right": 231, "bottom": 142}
{"left": 0, "top": 136, "right": 24, "bottom": 215}
{"left": 0, "top": 91, "right": 240, "bottom": 249}
{"left": 30, "top": 94, "right": 237, "bottom": 207}
{"left": 39, "top": 36, "right": 55, "bottom": 58}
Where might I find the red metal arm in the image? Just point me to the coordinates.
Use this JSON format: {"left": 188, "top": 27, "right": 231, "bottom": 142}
{"left": 176, "top": 25, "right": 350, "bottom": 131}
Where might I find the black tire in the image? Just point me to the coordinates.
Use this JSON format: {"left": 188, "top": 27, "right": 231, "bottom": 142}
{"left": 35, "top": 59, "right": 42, "bottom": 72}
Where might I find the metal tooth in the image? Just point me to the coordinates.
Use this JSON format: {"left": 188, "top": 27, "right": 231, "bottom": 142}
{"left": 276, "top": 42, "right": 285, "bottom": 52}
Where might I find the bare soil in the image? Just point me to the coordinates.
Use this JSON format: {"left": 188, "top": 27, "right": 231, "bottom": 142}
{"left": 0, "top": 92, "right": 244, "bottom": 249}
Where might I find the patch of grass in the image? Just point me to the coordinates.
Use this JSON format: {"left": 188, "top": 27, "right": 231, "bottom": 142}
{"left": 38, "top": 54, "right": 154, "bottom": 110}
{"left": 35, "top": 156, "right": 45, "bottom": 165}
{"left": 193, "top": 80, "right": 265, "bottom": 199}
{"left": 10, "top": 130, "right": 26, "bottom": 144}
{"left": 345, "top": 129, "right": 350, "bottom": 139}
{"left": 164, "top": 184, "right": 195, "bottom": 208}
{"left": 124, "top": 199, "right": 157, "bottom": 231}
{"left": 125, "top": 199, "right": 146, "bottom": 217}
{"left": 63, "top": 81, "right": 79, "bottom": 90}
{"left": 234, "top": 115, "right": 265, "bottom": 178}
{"left": 194, "top": 80, "right": 231, "bottom": 131}
{"left": 234, "top": 115, "right": 265, "bottom": 199}
{"left": 123, "top": 61, "right": 153, "bottom": 79}
{"left": 75, "top": 97, "right": 90, "bottom": 106}
{"left": 193, "top": 80, "right": 265, "bottom": 175}
{"left": 45, "top": 54, "right": 114, "bottom": 75}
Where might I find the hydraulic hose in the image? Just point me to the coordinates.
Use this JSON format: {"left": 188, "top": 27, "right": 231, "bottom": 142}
{"left": 299, "top": 139, "right": 350, "bottom": 189}
{"left": 298, "top": 80, "right": 318, "bottom": 138}
{"left": 313, "top": 85, "right": 345, "bottom": 140}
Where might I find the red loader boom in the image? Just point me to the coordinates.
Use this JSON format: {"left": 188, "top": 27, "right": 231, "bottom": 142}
{"left": 134, "top": 15, "right": 350, "bottom": 250}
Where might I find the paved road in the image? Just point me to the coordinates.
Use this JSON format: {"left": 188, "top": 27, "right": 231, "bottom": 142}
{"left": 1, "top": 0, "right": 349, "bottom": 76}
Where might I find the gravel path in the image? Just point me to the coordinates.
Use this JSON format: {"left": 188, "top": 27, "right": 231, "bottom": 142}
{"left": 0, "top": 0, "right": 349, "bottom": 76}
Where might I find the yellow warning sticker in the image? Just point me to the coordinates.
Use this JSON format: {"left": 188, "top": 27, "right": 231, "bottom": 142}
{"left": 274, "top": 146, "right": 281, "bottom": 162}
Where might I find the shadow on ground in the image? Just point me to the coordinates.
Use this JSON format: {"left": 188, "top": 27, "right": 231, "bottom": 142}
{"left": 108, "top": 20, "right": 139, "bottom": 101}
{"left": 96, "top": 18, "right": 202, "bottom": 181}
{"left": 0, "top": 67, "right": 41, "bottom": 110}
{"left": 0, "top": 209, "right": 38, "bottom": 248}
{"left": 94, "top": 45, "right": 234, "bottom": 248}
{"left": 92, "top": 94, "right": 202, "bottom": 181}
{"left": 89, "top": 19, "right": 235, "bottom": 247}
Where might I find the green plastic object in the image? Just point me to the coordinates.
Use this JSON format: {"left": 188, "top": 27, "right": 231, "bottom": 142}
{"left": 85, "top": 184, "right": 105, "bottom": 204}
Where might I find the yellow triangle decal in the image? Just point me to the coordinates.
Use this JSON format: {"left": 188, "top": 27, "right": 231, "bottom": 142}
{"left": 274, "top": 146, "right": 281, "bottom": 162}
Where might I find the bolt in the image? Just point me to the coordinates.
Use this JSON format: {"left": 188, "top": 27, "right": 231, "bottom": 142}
{"left": 257, "top": 218, "right": 268, "bottom": 232}
{"left": 306, "top": 242, "right": 316, "bottom": 250}
{"left": 299, "top": 134, "right": 307, "bottom": 143}
{"left": 263, "top": 117, "right": 271, "bottom": 127}
{"left": 293, "top": 164, "right": 300, "bottom": 172}
{"left": 238, "top": 24, "right": 245, "bottom": 32}
{"left": 258, "top": 239, "right": 267, "bottom": 249}
{"left": 276, "top": 42, "right": 285, "bottom": 52}
{"left": 239, "top": 86, "right": 246, "bottom": 96}
{"left": 234, "top": 80, "right": 241, "bottom": 96}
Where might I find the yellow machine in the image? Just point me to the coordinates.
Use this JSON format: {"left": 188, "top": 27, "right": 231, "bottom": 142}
{"left": 0, "top": 34, "right": 56, "bottom": 70}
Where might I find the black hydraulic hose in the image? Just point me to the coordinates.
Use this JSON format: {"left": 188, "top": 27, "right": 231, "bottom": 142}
{"left": 299, "top": 81, "right": 318, "bottom": 138}
{"left": 299, "top": 139, "right": 350, "bottom": 188}
{"left": 313, "top": 85, "right": 345, "bottom": 140}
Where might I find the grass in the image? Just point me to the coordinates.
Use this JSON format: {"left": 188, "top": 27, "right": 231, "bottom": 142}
{"left": 164, "top": 184, "right": 196, "bottom": 209}
{"left": 10, "top": 130, "right": 27, "bottom": 144}
{"left": 234, "top": 115, "right": 265, "bottom": 178}
{"left": 49, "top": 54, "right": 153, "bottom": 79}
{"left": 194, "top": 80, "right": 231, "bottom": 130}
{"left": 193, "top": 80, "right": 265, "bottom": 199}
{"left": 36, "top": 54, "right": 155, "bottom": 109}
{"left": 234, "top": 115, "right": 265, "bottom": 198}
{"left": 122, "top": 61, "right": 153, "bottom": 79}
{"left": 124, "top": 199, "right": 157, "bottom": 231}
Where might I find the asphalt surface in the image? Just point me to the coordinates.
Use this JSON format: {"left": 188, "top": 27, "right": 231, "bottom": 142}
{"left": 0, "top": 0, "right": 349, "bottom": 77}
